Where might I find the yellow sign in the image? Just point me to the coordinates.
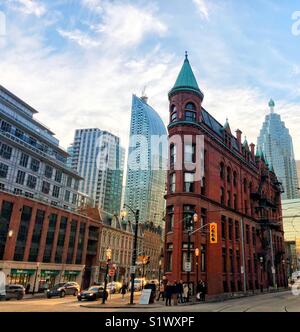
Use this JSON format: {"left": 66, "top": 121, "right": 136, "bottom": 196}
{"left": 209, "top": 223, "right": 218, "bottom": 244}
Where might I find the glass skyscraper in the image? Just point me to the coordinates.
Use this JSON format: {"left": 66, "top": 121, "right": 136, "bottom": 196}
{"left": 69, "top": 128, "right": 125, "bottom": 215}
{"left": 257, "top": 100, "right": 299, "bottom": 199}
{"left": 124, "top": 95, "right": 167, "bottom": 227}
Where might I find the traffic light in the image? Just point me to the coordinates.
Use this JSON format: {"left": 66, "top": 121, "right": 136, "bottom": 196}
{"left": 209, "top": 223, "right": 218, "bottom": 244}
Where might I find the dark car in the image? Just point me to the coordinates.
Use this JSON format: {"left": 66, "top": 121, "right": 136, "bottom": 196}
{"left": 46, "top": 282, "right": 80, "bottom": 298}
{"left": 77, "top": 286, "right": 108, "bottom": 301}
{"left": 4, "top": 284, "right": 25, "bottom": 300}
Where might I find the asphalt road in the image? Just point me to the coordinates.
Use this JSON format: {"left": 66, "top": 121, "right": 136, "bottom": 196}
{"left": 0, "top": 291, "right": 299, "bottom": 312}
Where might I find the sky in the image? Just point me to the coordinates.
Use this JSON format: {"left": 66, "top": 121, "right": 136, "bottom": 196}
{"left": 0, "top": 0, "right": 300, "bottom": 159}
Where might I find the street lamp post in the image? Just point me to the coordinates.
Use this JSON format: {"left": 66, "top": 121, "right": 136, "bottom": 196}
{"left": 186, "top": 213, "right": 198, "bottom": 302}
{"left": 121, "top": 204, "right": 140, "bottom": 305}
{"left": 195, "top": 248, "right": 200, "bottom": 286}
{"left": 32, "top": 262, "right": 40, "bottom": 296}
{"left": 158, "top": 259, "right": 162, "bottom": 283}
{"left": 102, "top": 248, "right": 112, "bottom": 304}
{"left": 260, "top": 256, "right": 264, "bottom": 293}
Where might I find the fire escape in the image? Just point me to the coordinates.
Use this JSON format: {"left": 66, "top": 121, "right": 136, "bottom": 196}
{"left": 250, "top": 167, "right": 285, "bottom": 287}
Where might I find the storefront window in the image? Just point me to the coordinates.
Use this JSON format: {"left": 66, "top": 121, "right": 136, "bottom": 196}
{"left": 9, "top": 269, "right": 35, "bottom": 287}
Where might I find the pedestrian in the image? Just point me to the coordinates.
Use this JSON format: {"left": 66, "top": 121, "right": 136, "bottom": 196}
{"left": 196, "top": 280, "right": 203, "bottom": 302}
{"left": 157, "top": 282, "right": 165, "bottom": 301}
{"left": 25, "top": 284, "right": 30, "bottom": 294}
{"left": 120, "top": 284, "right": 126, "bottom": 300}
{"left": 165, "top": 281, "right": 173, "bottom": 306}
{"left": 183, "top": 284, "right": 189, "bottom": 303}
{"left": 177, "top": 280, "right": 184, "bottom": 304}
{"left": 172, "top": 280, "right": 178, "bottom": 305}
{"left": 201, "top": 281, "right": 207, "bottom": 301}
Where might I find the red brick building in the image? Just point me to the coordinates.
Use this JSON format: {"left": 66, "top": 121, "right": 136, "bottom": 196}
{"left": 164, "top": 54, "right": 287, "bottom": 299}
{"left": 0, "top": 191, "right": 102, "bottom": 292}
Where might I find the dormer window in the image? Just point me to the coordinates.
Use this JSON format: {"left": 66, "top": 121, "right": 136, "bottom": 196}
{"left": 185, "top": 111, "right": 196, "bottom": 122}
{"left": 185, "top": 102, "right": 196, "bottom": 111}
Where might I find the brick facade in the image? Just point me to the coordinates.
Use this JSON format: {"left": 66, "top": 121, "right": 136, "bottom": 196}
{"left": 164, "top": 56, "right": 287, "bottom": 298}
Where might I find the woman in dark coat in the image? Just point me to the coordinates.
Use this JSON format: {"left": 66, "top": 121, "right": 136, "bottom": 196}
{"left": 165, "top": 282, "right": 173, "bottom": 306}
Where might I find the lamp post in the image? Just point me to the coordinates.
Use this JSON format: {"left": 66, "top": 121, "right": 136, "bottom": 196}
{"left": 260, "top": 256, "right": 264, "bottom": 293}
{"left": 158, "top": 259, "right": 162, "bottom": 283}
{"left": 195, "top": 248, "right": 200, "bottom": 286}
{"left": 32, "top": 262, "right": 40, "bottom": 296}
{"left": 121, "top": 204, "right": 140, "bottom": 305}
{"left": 186, "top": 213, "right": 198, "bottom": 302}
{"left": 102, "top": 247, "right": 112, "bottom": 304}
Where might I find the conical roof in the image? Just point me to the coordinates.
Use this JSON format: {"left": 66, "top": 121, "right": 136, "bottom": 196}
{"left": 169, "top": 52, "right": 204, "bottom": 99}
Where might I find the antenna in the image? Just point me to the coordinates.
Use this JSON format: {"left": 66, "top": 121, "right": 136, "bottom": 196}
{"left": 141, "top": 85, "right": 148, "bottom": 103}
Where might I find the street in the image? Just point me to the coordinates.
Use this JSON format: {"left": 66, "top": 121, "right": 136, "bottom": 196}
{"left": 0, "top": 291, "right": 299, "bottom": 312}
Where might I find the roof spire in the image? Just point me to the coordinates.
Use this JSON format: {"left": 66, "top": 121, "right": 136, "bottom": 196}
{"left": 169, "top": 52, "right": 204, "bottom": 100}
{"left": 269, "top": 99, "right": 275, "bottom": 113}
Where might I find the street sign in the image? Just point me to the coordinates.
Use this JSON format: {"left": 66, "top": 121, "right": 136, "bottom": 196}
{"left": 184, "top": 262, "right": 192, "bottom": 272}
{"left": 241, "top": 266, "right": 244, "bottom": 274}
{"left": 272, "top": 267, "right": 276, "bottom": 274}
{"left": 130, "top": 266, "right": 136, "bottom": 274}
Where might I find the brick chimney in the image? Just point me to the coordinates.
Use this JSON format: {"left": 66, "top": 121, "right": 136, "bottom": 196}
{"left": 250, "top": 143, "right": 255, "bottom": 160}
{"left": 236, "top": 129, "right": 242, "bottom": 152}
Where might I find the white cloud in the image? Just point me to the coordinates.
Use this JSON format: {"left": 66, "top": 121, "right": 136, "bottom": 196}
{"left": 57, "top": 29, "right": 101, "bottom": 48}
{"left": 96, "top": 3, "right": 167, "bottom": 47}
{"left": 193, "top": 0, "right": 209, "bottom": 20}
{"left": 81, "top": 0, "right": 103, "bottom": 13}
{"left": 8, "top": 0, "right": 46, "bottom": 17}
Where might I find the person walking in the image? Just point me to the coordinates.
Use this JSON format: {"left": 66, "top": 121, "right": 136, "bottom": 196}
{"left": 157, "top": 282, "right": 165, "bottom": 301}
{"left": 172, "top": 280, "right": 178, "bottom": 306}
{"left": 183, "top": 284, "right": 189, "bottom": 303}
{"left": 201, "top": 281, "right": 207, "bottom": 301}
{"left": 165, "top": 281, "right": 173, "bottom": 306}
{"left": 120, "top": 284, "right": 127, "bottom": 301}
{"left": 177, "top": 280, "right": 184, "bottom": 304}
{"left": 196, "top": 281, "right": 201, "bottom": 301}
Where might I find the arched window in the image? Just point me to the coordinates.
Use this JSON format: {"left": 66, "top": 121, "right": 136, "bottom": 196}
{"left": 243, "top": 178, "right": 247, "bottom": 193}
{"left": 227, "top": 167, "right": 231, "bottom": 183}
{"left": 170, "top": 144, "right": 176, "bottom": 165}
{"left": 220, "top": 162, "right": 225, "bottom": 179}
{"left": 185, "top": 102, "right": 196, "bottom": 111}
{"left": 233, "top": 171, "right": 237, "bottom": 187}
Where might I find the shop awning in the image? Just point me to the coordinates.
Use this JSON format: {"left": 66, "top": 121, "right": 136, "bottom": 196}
{"left": 11, "top": 269, "right": 35, "bottom": 275}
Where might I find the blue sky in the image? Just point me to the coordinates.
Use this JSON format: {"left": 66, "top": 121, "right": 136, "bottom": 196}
{"left": 0, "top": 0, "right": 300, "bottom": 158}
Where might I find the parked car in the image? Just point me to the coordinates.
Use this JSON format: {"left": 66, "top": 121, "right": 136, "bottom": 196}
{"left": 129, "top": 279, "right": 143, "bottom": 291}
{"left": 3, "top": 284, "right": 25, "bottom": 300}
{"left": 77, "top": 286, "right": 108, "bottom": 301}
{"left": 46, "top": 282, "right": 80, "bottom": 298}
{"left": 107, "top": 282, "right": 122, "bottom": 294}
